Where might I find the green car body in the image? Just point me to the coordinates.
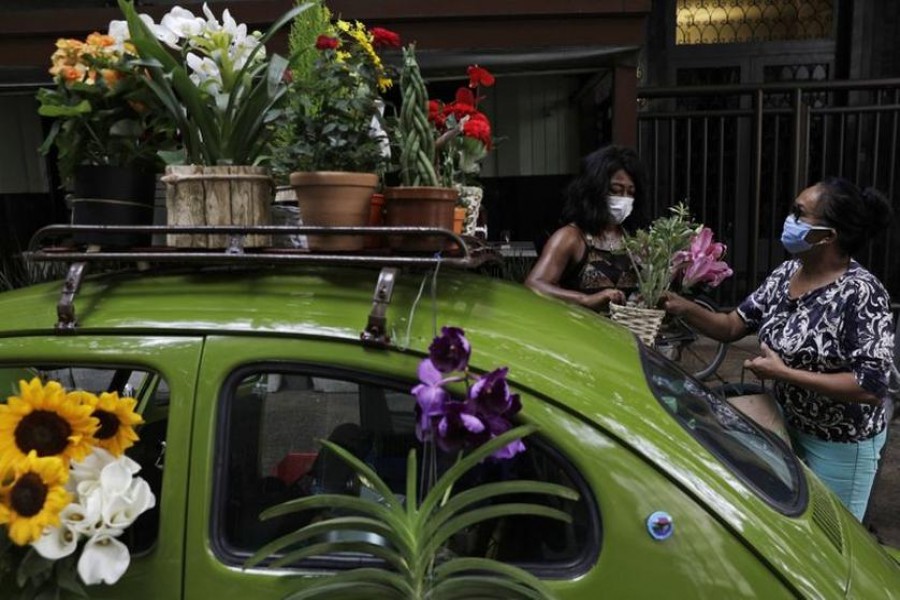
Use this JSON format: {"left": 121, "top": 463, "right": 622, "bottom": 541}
{"left": 0, "top": 265, "right": 898, "bottom": 599}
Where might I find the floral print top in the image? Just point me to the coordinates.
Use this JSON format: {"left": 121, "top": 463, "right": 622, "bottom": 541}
{"left": 737, "top": 259, "right": 893, "bottom": 442}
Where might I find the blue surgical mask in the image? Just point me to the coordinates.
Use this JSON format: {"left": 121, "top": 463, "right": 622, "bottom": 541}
{"left": 780, "top": 215, "right": 833, "bottom": 254}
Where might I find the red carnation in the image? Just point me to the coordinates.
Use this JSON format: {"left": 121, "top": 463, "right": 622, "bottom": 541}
{"left": 443, "top": 100, "right": 476, "bottom": 122}
{"left": 454, "top": 87, "right": 476, "bottom": 106}
{"left": 428, "top": 100, "right": 447, "bottom": 128}
{"left": 467, "top": 65, "right": 495, "bottom": 88}
{"left": 371, "top": 27, "right": 401, "bottom": 48}
{"left": 463, "top": 112, "right": 492, "bottom": 149}
{"left": 315, "top": 35, "right": 339, "bottom": 50}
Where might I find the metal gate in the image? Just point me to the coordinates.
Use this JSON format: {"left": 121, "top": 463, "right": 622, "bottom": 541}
{"left": 637, "top": 78, "right": 900, "bottom": 306}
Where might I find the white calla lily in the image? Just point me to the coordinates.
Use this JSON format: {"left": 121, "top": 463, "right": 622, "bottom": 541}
{"left": 77, "top": 534, "right": 131, "bottom": 585}
{"left": 103, "top": 478, "right": 156, "bottom": 529}
{"left": 31, "top": 522, "right": 79, "bottom": 560}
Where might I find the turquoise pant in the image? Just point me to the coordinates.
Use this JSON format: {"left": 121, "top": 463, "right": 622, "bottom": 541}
{"left": 793, "top": 429, "right": 887, "bottom": 521}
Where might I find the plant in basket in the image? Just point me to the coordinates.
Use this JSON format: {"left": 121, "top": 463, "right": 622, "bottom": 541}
{"left": 116, "top": 0, "right": 309, "bottom": 248}
{"left": 270, "top": 8, "right": 401, "bottom": 251}
{"left": 0, "top": 378, "right": 155, "bottom": 598}
{"left": 613, "top": 203, "right": 732, "bottom": 345}
{"left": 246, "top": 326, "right": 576, "bottom": 599}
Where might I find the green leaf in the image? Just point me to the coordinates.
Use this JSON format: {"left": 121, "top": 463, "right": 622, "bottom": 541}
{"left": 432, "top": 557, "right": 556, "bottom": 598}
{"left": 418, "top": 425, "right": 538, "bottom": 524}
{"left": 281, "top": 568, "right": 410, "bottom": 600}
{"left": 15, "top": 548, "right": 54, "bottom": 588}
{"left": 37, "top": 100, "right": 91, "bottom": 118}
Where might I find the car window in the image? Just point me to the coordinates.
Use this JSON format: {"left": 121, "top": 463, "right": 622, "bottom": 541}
{"left": 0, "top": 365, "right": 168, "bottom": 553}
{"left": 213, "top": 367, "right": 596, "bottom": 576}
{"left": 640, "top": 349, "right": 806, "bottom": 514}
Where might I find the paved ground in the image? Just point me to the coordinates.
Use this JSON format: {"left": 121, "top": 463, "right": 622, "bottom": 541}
{"left": 712, "top": 336, "right": 899, "bottom": 547}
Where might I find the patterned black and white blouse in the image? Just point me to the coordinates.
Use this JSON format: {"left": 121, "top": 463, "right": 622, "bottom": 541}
{"left": 737, "top": 259, "right": 894, "bottom": 443}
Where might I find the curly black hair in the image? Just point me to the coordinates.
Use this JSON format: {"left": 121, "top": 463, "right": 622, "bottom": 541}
{"left": 816, "top": 177, "right": 892, "bottom": 256}
{"left": 560, "top": 145, "right": 648, "bottom": 234}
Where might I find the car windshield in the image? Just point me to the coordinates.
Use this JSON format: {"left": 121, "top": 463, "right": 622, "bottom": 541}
{"left": 641, "top": 348, "right": 806, "bottom": 514}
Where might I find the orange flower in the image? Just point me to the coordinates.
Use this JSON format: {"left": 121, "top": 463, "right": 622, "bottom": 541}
{"left": 86, "top": 32, "right": 114, "bottom": 48}
{"left": 101, "top": 68, "right": 122, "bottom": 87}
{"left": 60, "top": 65, "right": 83, "bottom": 83}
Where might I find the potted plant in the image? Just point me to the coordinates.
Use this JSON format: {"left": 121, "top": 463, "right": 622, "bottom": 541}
{"left": 245, "top": 326, "right": 575, "bottom": 599}
{"left": 383, "top": 43, "right": 462, "bottom": 250}
{"left": 116, "top": 0, "right": 309, "bottom": 248}
{"left": 428, "top": 64, "right": 496, "bottom": 235}
{"left": 271, "top": 14, "right": 400, "bottom": 251}
{"left": 612, "top": 203, "right": 732, "bottom": 345}
{"left": 37, "top": 28, "right": 175, "bottom": 247}
{"left": 0, "top": 378, "right": 155, "bottom": 597}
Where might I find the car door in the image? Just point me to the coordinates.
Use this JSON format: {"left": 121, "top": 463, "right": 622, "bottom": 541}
{"left": 186, "top": 335, "right": 615, "bottom": 599}
{"left": 0, "top": 335, "right": 203, "bottom": 600}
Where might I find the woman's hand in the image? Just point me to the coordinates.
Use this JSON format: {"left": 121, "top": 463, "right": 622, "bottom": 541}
{"left": 582, "top": 289, "right": 626, "bottom": 311}
{"left": 661, "top": 291, "right": 694, "bottom": 315}
{"left": 744, "top": 342, "right": 789, "bottom": 380}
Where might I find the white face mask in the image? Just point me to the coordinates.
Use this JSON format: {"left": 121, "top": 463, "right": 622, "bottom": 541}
{"left": 607, "top": 195, "right": 634, "bottom": 224}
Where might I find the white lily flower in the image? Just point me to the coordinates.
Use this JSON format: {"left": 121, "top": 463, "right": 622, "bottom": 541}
{"left": 31, "top": 521, "right": 79, "bottom": 560}
{"left": 187, "top": 52, "right": 223, "bottom": 93}
{"left": 78, "top": 534, "right": 131, "bottom": 586}
{"left": 160, "top": 6, "right": 204, "bottom": 44}
{"left": 202, "top": 3, "right": 222, "bottom": 31}
{"left": 103, "top": 477, "right": 155, "bottom": 529}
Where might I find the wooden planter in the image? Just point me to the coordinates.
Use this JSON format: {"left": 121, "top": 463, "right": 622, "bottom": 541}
{"left": 162, "top": 165, "right": 272, "bottom": 248}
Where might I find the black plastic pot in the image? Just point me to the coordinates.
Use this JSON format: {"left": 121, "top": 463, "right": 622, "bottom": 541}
{"left": 71, "top": 199, "right": 153, "bottom": 248}
{"left": 73, "top": 165, "right": 157, "bottom": 205}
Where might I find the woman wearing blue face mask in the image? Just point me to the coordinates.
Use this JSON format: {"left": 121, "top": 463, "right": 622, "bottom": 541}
{"left": 663, "top": 177, "right": 894, "bottom": 521}
{"left": 526, "top": 145, "right": 647, "bottom": 312}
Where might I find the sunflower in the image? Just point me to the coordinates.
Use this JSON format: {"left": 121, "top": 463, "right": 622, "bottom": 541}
{"left": 82, "top": 391, "right": 144, "bottom": 456}
{"left": 0, "top": 450, "right": 70, "bottom": 545}
{"left": 0, "top": 378, "right": 98, "bottom": 471}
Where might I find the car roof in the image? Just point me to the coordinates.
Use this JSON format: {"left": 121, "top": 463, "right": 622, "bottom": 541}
{"left": 0, "top": 263, "right": 647, "bottom": 417}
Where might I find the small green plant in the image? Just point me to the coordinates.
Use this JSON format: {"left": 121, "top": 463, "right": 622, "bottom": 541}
{"left": 269, "top": 17, "right": 398, "bottom": 176}
{"left": 620, "top": 202, "right": 699, "bottom": 308}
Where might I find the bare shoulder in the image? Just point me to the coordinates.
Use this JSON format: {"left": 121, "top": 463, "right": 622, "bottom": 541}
{"left": 543, "top": 225, "right": 585, "bottom": 257}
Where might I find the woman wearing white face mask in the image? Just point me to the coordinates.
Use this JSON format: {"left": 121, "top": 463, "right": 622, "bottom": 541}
{"left": 663, "top": 177, "right": 894, "bottom": 521}
{"left": 525, "top": 145, "right": 647, "bottom": 312}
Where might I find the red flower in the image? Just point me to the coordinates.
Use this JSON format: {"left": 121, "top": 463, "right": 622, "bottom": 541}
{"left": 467, "top": 65, "right": 495, "bottom": 88}
{"left": 371, "top": 27, "right": 401, "bottom": 48}
{"left": 442, "top": 100, "right": 476, "bottom": 122}
{"left": 462, "top": 112, "right": 492, "bottom": 149}
{"left": 454, "top": 87, "right": 476, "bottom": 106}
{"left": 428, "top": 100, "right": 447, "bottom": 128}
{"left": 315, "top": 35, "right": 339, "bottom": 50}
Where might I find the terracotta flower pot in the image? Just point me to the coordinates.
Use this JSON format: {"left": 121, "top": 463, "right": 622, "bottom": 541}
{"left": 290, "top": 171, "right": 379, "bottom": 251}
{"left": 453, "top": 206, "right": 466, "bottom": 234}
{"left": 383, "top": 186, "right": 459, "bottom": 252}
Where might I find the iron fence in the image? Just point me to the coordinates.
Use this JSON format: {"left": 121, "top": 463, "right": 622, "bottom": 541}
{"left": 637, "top": 78, "right": 900, "bottom": 307}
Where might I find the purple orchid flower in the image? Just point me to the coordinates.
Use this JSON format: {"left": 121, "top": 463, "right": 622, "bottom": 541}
{"left": 428, "top": 326, "right": 471, "bottom": 373}
{"left": 435, "top": 402, "right": 488, "bottom": 453}
{"left": 412, "top": 358, "right": 450, "bottom": 440}
{"left": 468, "top": 367, "right": 520, "bottom": 418}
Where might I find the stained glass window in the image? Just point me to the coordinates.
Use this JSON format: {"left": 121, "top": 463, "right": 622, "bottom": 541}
{"left": 676, "top": 0, "right": 834, "bottom": 45}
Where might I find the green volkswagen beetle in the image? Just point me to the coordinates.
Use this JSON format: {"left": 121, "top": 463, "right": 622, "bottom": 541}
{"left": 0, "top": 234, "right": 898, "bottom": 599}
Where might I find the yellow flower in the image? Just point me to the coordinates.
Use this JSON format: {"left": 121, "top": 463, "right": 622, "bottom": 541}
{"left": 0, "top": 451, "right": 70, "bottom": 546}
{"left": 82, "top": 391, "right": 144, "bottom": 456}
{"left": 0, "top": 378, "right": 98, "bottom": 472}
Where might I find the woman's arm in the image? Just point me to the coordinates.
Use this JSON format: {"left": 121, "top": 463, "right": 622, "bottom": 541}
{"left": 745, "top": 343, "right": 880, "bottom": 405}
{"left": 662, "top": 291, "right": 747, "bottom": 343}
{"left": 525, "top": 227, "right": 625, "bottom": 310}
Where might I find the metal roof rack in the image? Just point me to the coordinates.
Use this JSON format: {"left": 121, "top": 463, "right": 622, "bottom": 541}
{"left": 25, "top": 224, "right": 501, "bottom": 343}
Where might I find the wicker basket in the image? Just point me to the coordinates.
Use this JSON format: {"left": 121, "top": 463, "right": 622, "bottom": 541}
{"left": 609, "top": 303, "right": 666, "bottom": 346}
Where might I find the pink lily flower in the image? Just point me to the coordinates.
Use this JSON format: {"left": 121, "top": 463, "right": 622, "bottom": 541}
{"left": 672, "top": 227, "right": 733, "bottom": 290}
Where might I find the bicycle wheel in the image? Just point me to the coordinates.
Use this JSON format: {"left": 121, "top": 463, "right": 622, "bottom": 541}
{"left": 655, "top": 296, "right": 728, "bottom": 381}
